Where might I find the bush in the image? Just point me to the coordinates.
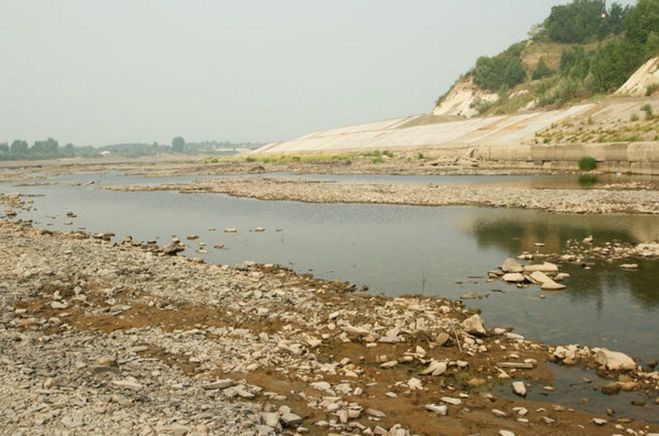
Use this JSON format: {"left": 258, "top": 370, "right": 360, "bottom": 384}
{"left": 532, "top": 58, "right": 554, "bottom": 80}
{"left": 245, "top": 156, "right": 258, "bottom": 162}
{"left": 473, "top": 43, "right": 527, "bottom": 91}
{"left": 589, "top": 37, "right": 645, "bottom": 92}
{"left": 647, "top": 83, "right": 659, "bottom": 96}
{"left": 630, "top": 113, "right": 639, "bottom": 121}
{"left": 578, "top": 156, "right": 598, "bottom": 171}
{"left": 641, "top": 104, "right": 654, "bottom": 120}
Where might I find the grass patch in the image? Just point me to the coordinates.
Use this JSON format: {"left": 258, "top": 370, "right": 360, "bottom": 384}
{"left": 578, "top": 156, "right": 597, "bottom": 171}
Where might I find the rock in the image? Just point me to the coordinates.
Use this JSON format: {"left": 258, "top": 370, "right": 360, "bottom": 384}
{"left": 502, "top": 258, "right": 523, "bottom": 273}
{"left": 592, "top": 418, "right": 607, "bottom": 425}
{"left": 491, "top": 409, "right": 507, "bottom": 417}
{"left": 436, "top": 332, "right": 450, "bottom": 347}
{"left": 425, "top": 404, "right": 448, "bottom": 416}
{"left": 498, "top": 431, "right": 515, "bottom": 436}
{"left": 502, "top": 273, "right": 525, "bottom": 283}
{"left": 111, "top": 378, "right": 143, "bottom": 390}
{"left": 50, "top": 301, "right": 68, "bottom": 309}
{"left": 600, "top": 382, "right": 621, "bottom": 395}
{"left": 593, "top": 348, "right": 636, "bottom": 370}
{"left": 554, "top": 272, "right": 570, "bottom": 281}
{"left": 186, "top": 234, "right": 199, "bottom": 240}
{"left": 421, "top": 361, "right": 447, "bottom": 376}
{"left": 523, "top": 262, "right": 558, "bottom": 273}
{"left": 441, "top": 397, "right": 462, "bottom": 406}
{"left": 203, "top": 379, "right": 235, "bottom": 390}
{"left": 529, "top": 271, "right": 566, "bottom": 290}
{"left": 255, "top": 227, "right": 266, "bottom": 232}
{"left": 224, "top": 228, "right": 238, "bottom": 233}
{"left": 280, "top": 412, "right": 302, "bottom": 428}
{"left": 366, "top": 408, "right": 386, "bottom": 418}
{"left": 512, "top": 381, "right": 527, "bottom": 397}
{"left": 620, "top": 263, "right": 639, "bottom": 270}
{"left": 462, "top": 314, "right": 486, "bottom": 335}
{"left": 407, "top": 377, "right": 423, "bottom": 390}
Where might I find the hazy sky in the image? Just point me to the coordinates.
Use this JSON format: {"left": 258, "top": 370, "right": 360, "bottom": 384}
{"left": 0, "top": 0, "right": 636, "bottom": 146}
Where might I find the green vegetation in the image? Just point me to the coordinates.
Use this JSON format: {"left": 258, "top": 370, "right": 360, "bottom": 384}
{"left": 171, "top": 136, "right": 186, "bottom": 153}
{"left": 641, "top": 104, "right": 654, "bottom": 120}
{"left": 473, "top": 43, "right": 526, "bottom": 91}
{"left": 578, "top": 156, "right": 598, "bottom": 171}
{"left": 630, "top": 113, "right": 640, "bottom": 121}
{"left": 532, "top": 58, "right": 554, "bottom": 80}
{"left": 538, "top": 0, "right": 628, "bottom": 43}
{"left": 438, "top": 0, "right": 659, "bottom": 115}
{"left": 647, "top": 83, "right": 659, "bottom": 96}
{"left": 578, "top": 174, "right": 599, "bottom": 186}
{"left": 0, "top": 137, "right": 264, "bottom": 161}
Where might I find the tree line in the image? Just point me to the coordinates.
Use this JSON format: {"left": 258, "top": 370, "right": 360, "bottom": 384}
{"left": 0, "top": 137, "right": 263, "bottom": 161}
{"left": 468, "top": 0, "right": 658, "bottom": 97}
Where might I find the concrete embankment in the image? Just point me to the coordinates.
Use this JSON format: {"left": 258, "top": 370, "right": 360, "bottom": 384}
{"left": 258, "top": 98, "right": 659, "bottom": 174}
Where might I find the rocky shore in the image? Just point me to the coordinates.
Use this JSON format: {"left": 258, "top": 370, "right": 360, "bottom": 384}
{"left": 107, "top": 177, "right": 659, "bottom": 215}
{"left": 1, "top": 218, "right": 657, "bottom": 435}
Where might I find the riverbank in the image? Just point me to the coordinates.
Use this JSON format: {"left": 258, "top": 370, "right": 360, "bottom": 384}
{"left": 106, "top": 177, "right": 659, "bottom": 215}
{"left": 1, "top": 218, "right": 657, "bottom": 435}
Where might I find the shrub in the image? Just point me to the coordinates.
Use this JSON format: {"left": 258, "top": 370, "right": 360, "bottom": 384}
{"left": 578, "top": 156, "right": 598, "bottom": 171}
{"left": 641, "top": 104, "right": 654, "bottom": 120}
{"left": 532, "top": 58, "right": 554, "bottom": 80}
{"left": 630, "top": 113, "right": 639, "bottom": 121}
{"left": 245, "top": 156, "right": 257, "bottom": 163}
{"left": 647, "top": 83, "right": 659, "bottom": 96}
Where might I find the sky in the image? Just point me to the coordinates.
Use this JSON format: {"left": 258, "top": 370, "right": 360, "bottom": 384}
{"left": 0, "top": 0, "right": 636, "bottom": 146}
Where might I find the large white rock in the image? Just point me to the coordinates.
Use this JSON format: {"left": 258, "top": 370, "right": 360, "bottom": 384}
{"left": 523, "top": 262, "right": 559, "bottom": 273}
{"left": 593, "top": 348, "right": 637, "bottom": 370}
{"left": 512, "top": 381, "right": 527, "bottom": 397}
{"left": 462, "top": 314, "right": 486, "bottom": 335}
{"left": 502, "top": 258, "right": 524, "bottom": 273}
{"left": 502, "top": 273, "right": 525, "bottom": 283}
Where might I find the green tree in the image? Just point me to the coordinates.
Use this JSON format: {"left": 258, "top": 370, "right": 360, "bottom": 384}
{"left": 31, "top": 138, "right": 60, "bottom": 159}
{"left": 532, "top": 58, "right": 554, "bottom": 80}
{"left": 624, "top": 0, "right": 659, "bottom": 48}
{"left": 589, "top": 38, "right": 645, "bottom": 92}
{"left": 10, "top": 140, "right": 29, "bottom": 156}
{"left": 62, "top": 143, "right": 76, "bottom": 157}
{"left": 171, "top": 136, "right": 186, "bottom": 153}
{"left": 544, "top": 0, "right": 607, "bottom": 43}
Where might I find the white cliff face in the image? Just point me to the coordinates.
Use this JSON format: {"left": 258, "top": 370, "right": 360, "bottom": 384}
{"left": 432, "top": 76, "right": 499, "bottom": 118}
{"left": 616, "top": 57, "right": 659, "bottom": 97}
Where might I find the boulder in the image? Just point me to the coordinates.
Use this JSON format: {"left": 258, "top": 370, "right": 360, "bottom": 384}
{"left": 502, "top": 258, "right": 523, "bottom": 273}
{"left": 502, "top": 273, "right": 525, "bottom": 283}
{"left": 523, "top": 262, "right": 558, "bottom": 273}
{"left": 512, "top": 381, "right": 527, "bottom": 397}
{"left": 593, "top": 348, "right": 636, "bottom": 371}
{"left": 462, "top": 314, "right": 486, "bottom": 335}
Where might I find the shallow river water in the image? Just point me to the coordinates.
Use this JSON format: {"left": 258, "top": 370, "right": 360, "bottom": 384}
{"left": 2, "top": 173, "right": 658, "bottom": 364}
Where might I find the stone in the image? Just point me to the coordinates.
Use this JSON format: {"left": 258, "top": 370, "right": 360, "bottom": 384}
{"left": 592, "top": 418, "right": 607, "bottom": 425}
{"left": 203, "top": 379, "right": 235, "bottom": 390}
{"left": 593, "top": 348, "right": 636, "bottom": 370}
{"left": 224, "top": 228, "right": 238, "bottom": 233}
{"left": 498, "top": 431, "right": 515, "bottom": 436}
{"left": 502, "top": 258, "right": 523, "bottom": 273}
{"left": 462, "top": 314, "right": 486, "bottom": 335}
{"left": 407, "top": 377, "right": 423, "bottom": 390}
{"left": 366, "top": 408, "right": 386, "bottom": 418}
{"left": 425, "top": 404, "right": 448, "bottom": 416}
{"left": 491, "top": 409, "right": 507, "bottom": 417}
{"left": 421, "top": 361, "right": 447, "bottom": 376}
{"left": 502, "top": 273, "right": 525, "bottom": 283}
{"left": 529, "top": 271, "right": 565, "bottom": 290}
{"left": 51, "top": 301, "right": 68, "bottom": 309}
{"left": 186, "top": 234, "right": 199, "bottom": 240}
{"left": 436, "top": 332, "right": 450, "bottom": 347}
{"left": 441, "top": 397, "right": 462, "bottom": 406}
{"left": 523, "top": 262, "right": 558, "bottom": 273}
{"left": 512, "top": 381, "right": 527, "bottom": 397}
{"left": 620, "top": 263, "right": 638, "bottom": 270}
{"left": 280, "top": 412, "right": 302, "bottom": 428}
